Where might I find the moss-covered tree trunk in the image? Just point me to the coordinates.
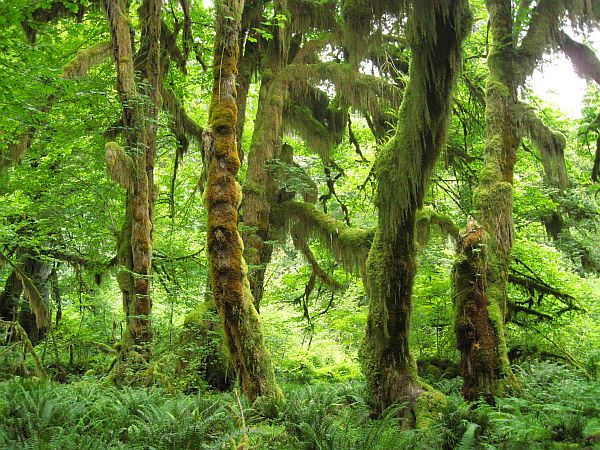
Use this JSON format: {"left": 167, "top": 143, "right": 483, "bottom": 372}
{"left": 360, "top": 0, "right": 471, "bottom": 420}
{"left": 0, "top": 271, "right": 22, "bottom": 325}
{"left": 205, "top": 0, "right": 281, "bottom": 402}
{"left": 241, "top": 38, "right": 286, "bottom": 310}
{"left": 452, "top": 0, "right": 516, "bottom": 401}
{"left": 104, "top": 0, "right": 161, "bottom": 361}
{"left": 18, "top": 255, "right": 51, "bottom": 345}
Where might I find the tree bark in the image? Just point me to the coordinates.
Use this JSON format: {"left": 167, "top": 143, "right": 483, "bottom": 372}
{"left": 205, "top": 0, "right": 281, "bottom": 402}
{"left": 452, "top": 0, "right": 516, "bottom": 401}
{"left": 360, "top": 0, "right": 471, "bottom": 421}
{"left": 104, "top": 0, "right": 161, "bottom": 361}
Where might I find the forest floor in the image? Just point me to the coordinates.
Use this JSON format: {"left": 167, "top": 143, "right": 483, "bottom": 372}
{"left": 0, "top": 360, "right": 598, "bottom": 449}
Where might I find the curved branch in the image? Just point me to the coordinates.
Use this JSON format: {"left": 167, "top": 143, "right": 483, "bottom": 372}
{"left": 559, "top": 31, "right": 600, "bottom": 84}
{"left": 291, "top": 227, "right": 343, "bottom": 292}
{"left": 278, "top": 200, "right": 374, "bottom": 274}
{"left": 518, "top": 103, "right": 570, "bottom": 189}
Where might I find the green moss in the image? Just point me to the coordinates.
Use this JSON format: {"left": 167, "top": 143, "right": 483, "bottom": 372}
{"left": 242, "top": 181, "right": 265, "bottom": 196}
{"left": 414, "top": 387, "right": 446, "bottom": 429}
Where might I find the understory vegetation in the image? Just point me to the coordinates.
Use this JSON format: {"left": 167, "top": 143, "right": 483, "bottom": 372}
{"left": 0, "top": 361, "right": 598, "bottom": 449}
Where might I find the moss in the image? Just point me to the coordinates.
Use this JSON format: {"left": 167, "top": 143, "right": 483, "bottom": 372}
{"left": 62, "top": 41, "right": 111, "bottom": 79}
{"left": 105, "top": 142, "right": 137, "bottom": 192}
{"left": 205, "top": 0, "right": 281, "bottom": 402}
{"left": 280, "top": 201, "right": 374, "bottom": 274}
{"left": 242, "top": 181, "right": 265, "bottom": 196}
{"left": 414, "top": 387, "right": 446, "bottom": 429}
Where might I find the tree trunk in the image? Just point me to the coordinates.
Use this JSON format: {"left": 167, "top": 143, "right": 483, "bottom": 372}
{"left": 452, "top": 220, "right": 505, "bottom": 403}
{"left": 360, "top": 0, "right": 471, "bottom": 421}
{"left": 205, "top": 0, "right": 281, "bottom": 402}
{"left": 452, "top": 0, "right": 516, "bottom": 401}
{"left": 0, "top": 270, "right": 22, "bottom": 324}
{"left": 18, "top": 255, "right": 51, "bottom": 345}
{"left": 104, "top": 0, "right": 161, "bottom": 361}
{"left": 241, "top": 50, "right": 286, "bottom": 310}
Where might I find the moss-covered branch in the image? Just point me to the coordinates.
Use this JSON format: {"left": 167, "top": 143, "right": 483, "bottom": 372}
{"left": 416, "top": 207, "right": 459, "bottom": 246}
{"left": 280, "top": 61, "right": 402, "bottom": 119}
{"left": 291, "top": 227, "right": 344, "bottom": 292}
{"left": 22, "top": 0, "right": 93, "bottom": 44}
{"left": 282, "top": 84, "right": 347, "bottom": 161}
{"left": 559, "top": 31, "right": 600, "bottom": 84}
{"left": 105, "top": 142, "right": 136, "bottom": 192}
{"left": 508, "top": 273, "right": 578, "bottom": 306}
{"left": 517, "top": 1, "right": 600, "bottom": 82}
{"left": 161, "top": 84, "right": 204, "bottom": 142}
{"left": 62, "top": 41, "right": 111, "bottom": 79}
{"left": 286, "top": 0, "right": 338, "bottom": 33}
{"left": 518, "top": 103, "right": 570, "bottom": 190}
{"left": 279, "top": 201, "right": 374, "bottom": 274}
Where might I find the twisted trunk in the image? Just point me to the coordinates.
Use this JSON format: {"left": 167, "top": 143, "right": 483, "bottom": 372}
{"left": 360, "top": 0, "right": 471, "bottom": 421}
{"left": 205, "top": 0, "right": 281, "bottom": 402}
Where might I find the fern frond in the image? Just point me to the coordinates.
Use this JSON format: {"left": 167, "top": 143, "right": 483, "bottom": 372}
{"left": 457, "top": 421, "right": 479, "bottom": 450}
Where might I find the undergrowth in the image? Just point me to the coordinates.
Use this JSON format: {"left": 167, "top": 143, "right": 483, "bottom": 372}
{"left": 0, "top": 361, "right": 597, "bottom": 449}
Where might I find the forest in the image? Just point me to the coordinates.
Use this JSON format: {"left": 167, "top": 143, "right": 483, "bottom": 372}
{"left": 0, "top": 0, "right": 599, "bottom": 448}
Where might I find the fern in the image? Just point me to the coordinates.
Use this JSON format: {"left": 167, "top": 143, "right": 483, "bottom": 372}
{"left": 457, "top": 421, "right": 479, "bottom": 450}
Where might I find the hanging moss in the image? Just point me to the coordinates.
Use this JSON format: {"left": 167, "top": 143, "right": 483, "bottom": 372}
{"left": 105, "top": 142, "right": 136, "bottom": 192}
{"left": 282, "top": 84, "right": 348, "bottom": 163}
{"left": 279, "top": 201, "right": 374, "bottom": 274}
{"left": 415, "top": 207, "right": 459, "bottom": 246}
{"left": 291, "top": 227, "right": 344, "bottom": 292}
{"left": 62, "top": 41, "right": 111, "bottom": 79}
{"left": 341, "top": 0, "right": 402, "bottom": 64}
{"left": 287, "top": 0, "right": 338, "bottom": 33}
{"left": 281, "top": 62, "right": 401, "bottom": 122}
{"left": 360, "top": 0, "right": 472, "bottom": 419}
{"left": 519, "top": 105, "right": 570, "bottom": 190}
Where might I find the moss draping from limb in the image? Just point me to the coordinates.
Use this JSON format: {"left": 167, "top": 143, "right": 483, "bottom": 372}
{"left": 415, "top": 207, "right": 459, "bottom": 246}
{"left": 0, "top": 252, "right": 50, "bottom": 330}
{"left": 62, "top": 41, "right": 111, "bottom": 79}
{"left": 286, "top": 0, "right": 338, "bottom": 33}
{"left": 1, "top": 35, "right": 109, "bottom": 170}
{"left": 341, "top": 0, "right": 403, "bottom": 64}
{"left": 280, "top": 62, "right": 401, "bottom": 121}
{"left": 518, "top": 104, "right": 570, "bottom": 190}
{"left": 290, "top": 226, "right": 344, "bottom": 292}
{"left": 21, "top": 0, "right": 90, "bottom": 44}
{"left": 105, "top": 142, "right": 136, "bottom": 192}
{"left": 559, "top": 31, "right": 600, "bottom": 84}
{"left": 282, "top": 100, "right": 347, "bottom": 163}
{"left": 278, "top": 201, "right": 373, "bottom": 275}
{"left": 516, "top": 0, "right": 600, "bottom": 83}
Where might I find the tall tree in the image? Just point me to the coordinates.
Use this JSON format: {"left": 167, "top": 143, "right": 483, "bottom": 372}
{"left": 452, "top": 0, "right": 600, "bottom": 402}
{"left": 204, "top": 0, "right": 281, "bottom": 402}
{"left": 359, "top": 0, "right": 471, "bottom": 419}
{"left": 103, "top": 0, "right": 161, "bottom": 361}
